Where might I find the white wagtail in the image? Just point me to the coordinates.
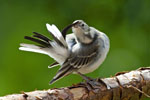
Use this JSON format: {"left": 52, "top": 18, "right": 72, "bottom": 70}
{"left": 19, "top": 20, "right": 110, "bottom": 84}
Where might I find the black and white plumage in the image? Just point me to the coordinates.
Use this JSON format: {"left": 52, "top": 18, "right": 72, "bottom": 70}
{"left": 19, "top": 20, "right": 110, "bottom": 84}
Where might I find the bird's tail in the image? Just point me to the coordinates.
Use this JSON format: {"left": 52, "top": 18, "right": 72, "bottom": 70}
{"left": 49, "top": 62, "right": 74, "bottom": 84}
{"left": 19, "top": 24, "right": 69, "bottom": 64}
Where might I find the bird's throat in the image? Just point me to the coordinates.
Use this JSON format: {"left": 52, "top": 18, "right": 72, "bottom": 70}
{"left": 73, "top": 27, "right": 92, "bottom": 44}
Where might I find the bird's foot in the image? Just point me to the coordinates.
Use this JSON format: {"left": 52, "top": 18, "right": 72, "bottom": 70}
{"left": 77, "top": 72, "right": 101, "bottom": 93}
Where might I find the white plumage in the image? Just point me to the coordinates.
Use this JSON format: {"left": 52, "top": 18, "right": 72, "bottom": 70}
{"left": 19, "top": 24, "right": 69, "bottom": 64}
{"left": 19, "top": 20, "right": 110, "bottom": 84}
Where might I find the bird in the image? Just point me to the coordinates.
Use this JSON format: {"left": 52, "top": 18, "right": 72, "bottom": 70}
{"left": 19, "top": 20, "right": 110, "bottom": 84}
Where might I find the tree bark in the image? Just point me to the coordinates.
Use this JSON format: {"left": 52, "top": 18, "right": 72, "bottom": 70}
{"left": 0, "top": 67, "right": 150, "bottom": 100}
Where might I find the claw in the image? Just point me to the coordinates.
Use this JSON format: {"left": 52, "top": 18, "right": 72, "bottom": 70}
{"left": 77, "top": 72, "right": 101, "bottom": 93}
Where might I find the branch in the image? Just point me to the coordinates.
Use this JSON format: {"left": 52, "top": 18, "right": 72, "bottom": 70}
{"left": 0, "top": 67, "right": 150, "bottom": 100}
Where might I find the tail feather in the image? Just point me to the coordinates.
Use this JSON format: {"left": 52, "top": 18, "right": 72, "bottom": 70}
{"left": 19, "top": 42, "right": 68, "bottom": 64}
{"left": 32, "top": 32, "right": 51, "bottom": 42}
{"left": 48, "top": 62, "right": 59, "bottom": 68}
{"left": 19, "top": 43, "right": 49, "bottom": 55}
{"left": 46, "top": 24, "right": 67, "bottom": 47}
{"left": 19, "top": 24, "right": 70, "bottom": 68}
{"left": 49, "top": 65, "right": 73, "bottom": 84}
{"left": 20, "top": 43, "right": 41, "bottom": 48}
{"left": 24, "top": 36, "right": 50, "bottom": 47}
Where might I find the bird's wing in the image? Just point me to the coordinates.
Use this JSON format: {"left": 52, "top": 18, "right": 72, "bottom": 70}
{"left": 19, "top": 32, "right": 52, "bottom": 55}
{"left": 65, "top": 34, "right": 77, "bottom": 50}
{"left": 46, "top": 24, "right": 67, "bottom": 47}
{"left": 50, "top": 44, "right": 99, "bottom": 84}
{"left": 19, "top": 24, "right": 69, "bottom": 64}
{"left": 48, "top": 62, "right": 59, "bottom": 68}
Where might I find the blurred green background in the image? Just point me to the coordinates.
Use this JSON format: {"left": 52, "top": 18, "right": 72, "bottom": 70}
{"left": 0, "top": 0, "right": 150, "bottom": 99}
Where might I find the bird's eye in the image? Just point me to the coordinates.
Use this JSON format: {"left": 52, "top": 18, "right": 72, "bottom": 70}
{"left": 81, "top": 24, "right": 84, "bottom": 27}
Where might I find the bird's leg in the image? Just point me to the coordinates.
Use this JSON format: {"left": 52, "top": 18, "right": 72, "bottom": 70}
{"left": 77, "top": 72, "right": 93, "bottom": 81}
{"left": 77, "top": 72, "right": 101, "bottom": 93}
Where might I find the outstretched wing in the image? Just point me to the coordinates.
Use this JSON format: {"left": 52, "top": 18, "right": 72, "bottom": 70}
{"left": 19, "top": 24, "right": 69, "bottom": 64}
{"left": 19, "top": 32, "right": 52, "bottom": 55}
{"left": 46, "top": 24, "right": 67, "bottom": 47}
{"left": 23, "top": 32, "right": 51, "bottom": 47}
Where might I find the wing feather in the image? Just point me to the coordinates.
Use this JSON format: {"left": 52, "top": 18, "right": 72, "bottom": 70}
{"left": 24, "top": 36, "right": 50, "bottom": 47}
{"left": 46, "top": 24, "right": 67, "bottom": 47}
{"left": 50, "top": 44, "right": 99, "bottom": 84}
{"left": 32, "top": 32, "right": 51, "bottom": 42}
{"left": 48, "top": 62, "right": 59, "bottom": 68}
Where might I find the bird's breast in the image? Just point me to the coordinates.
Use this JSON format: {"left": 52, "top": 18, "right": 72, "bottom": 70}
{"left": 77, "top": 39, "right": 109, "bottom": 74}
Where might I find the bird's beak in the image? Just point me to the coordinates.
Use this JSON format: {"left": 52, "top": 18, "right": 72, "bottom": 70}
{"left": 61, "top": 21, "right": 80, "bottom": 38}
{"left": 72, "top": 21, "right": 80, "bottom": 28}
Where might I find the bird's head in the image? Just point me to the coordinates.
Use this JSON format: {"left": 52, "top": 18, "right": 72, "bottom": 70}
{"left": 72, "top": 20, "right": 93, "bottom": 44}
{"left": 72, "top": 20, "right": 89, "bottom": 33}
